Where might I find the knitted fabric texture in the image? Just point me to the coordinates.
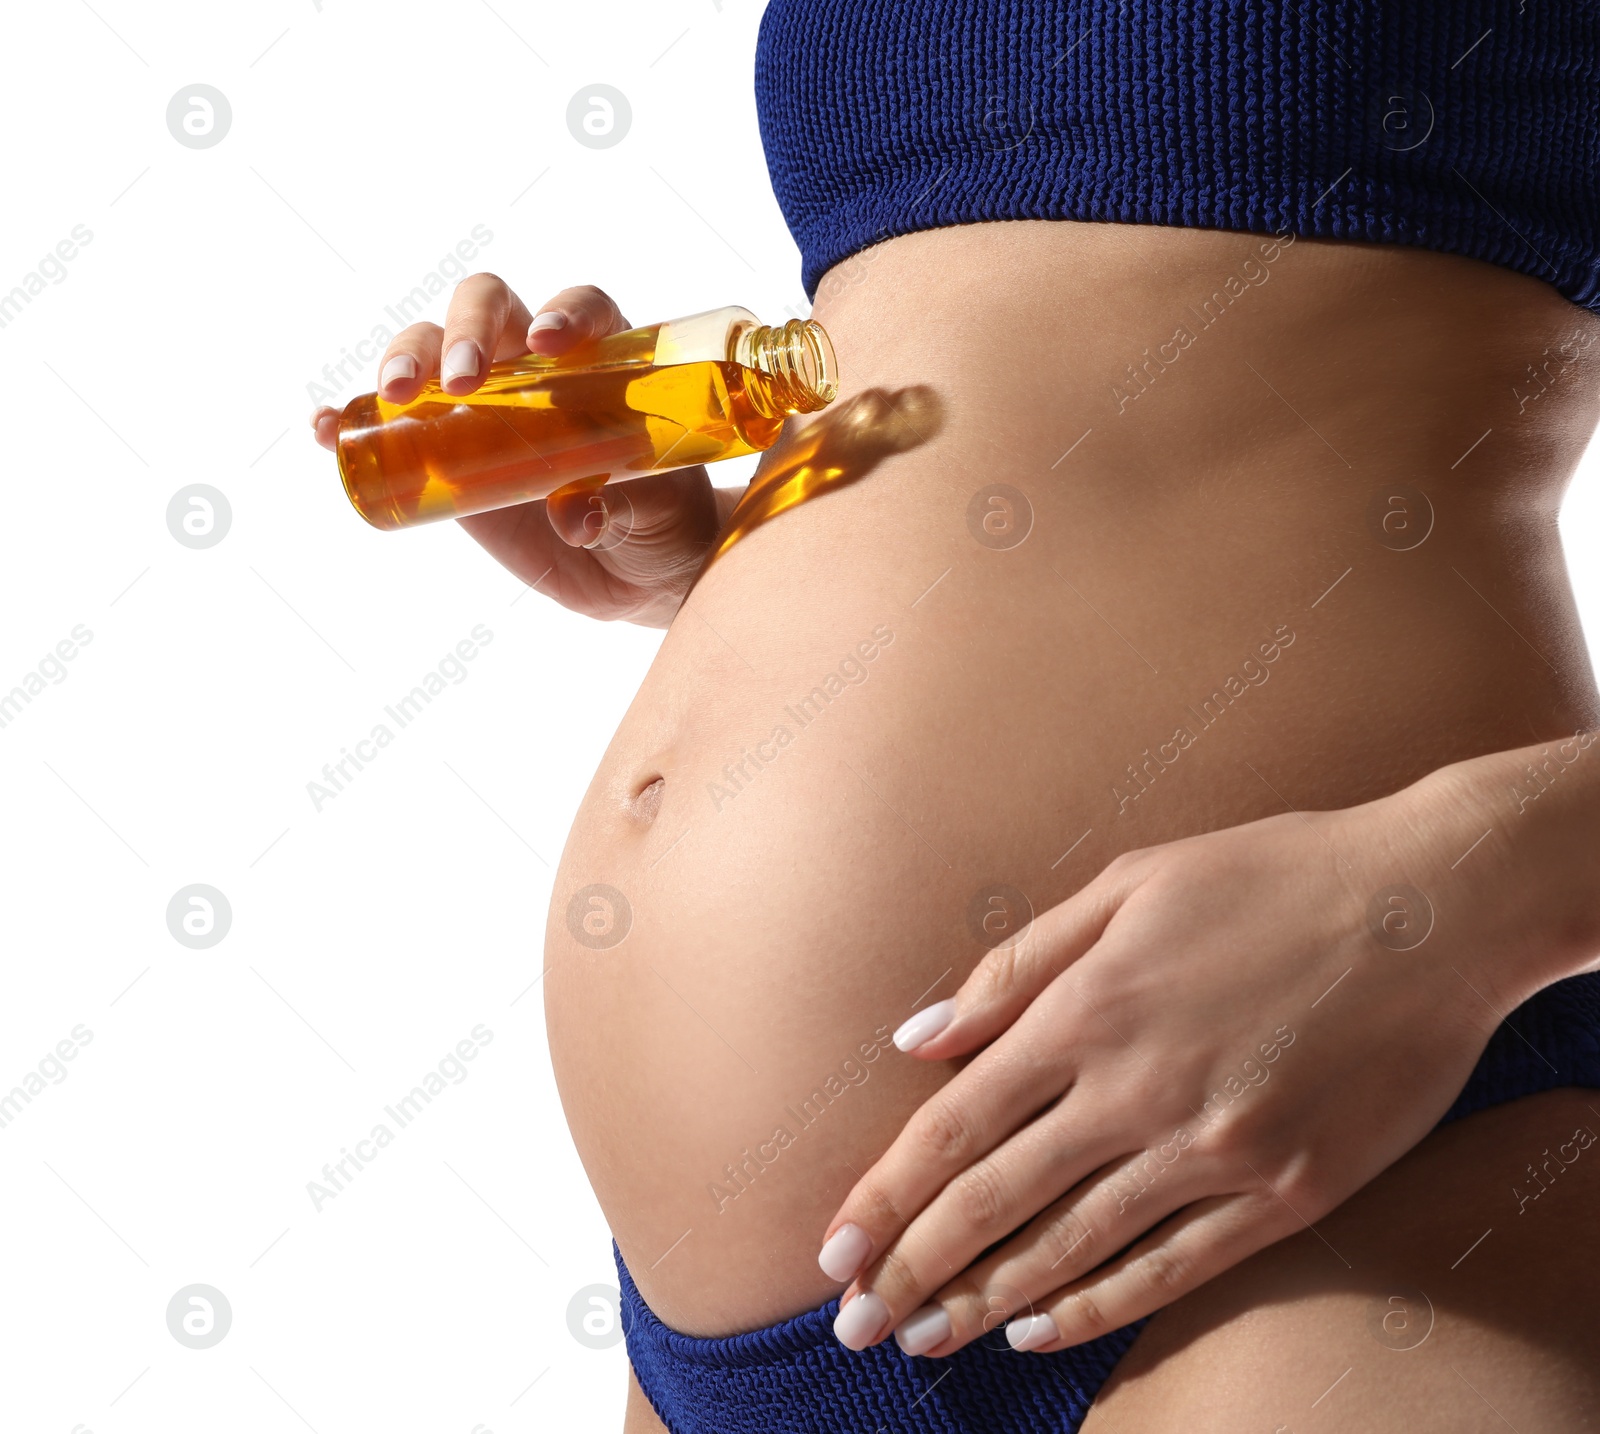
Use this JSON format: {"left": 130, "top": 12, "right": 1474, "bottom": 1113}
{"left": 754, "top": 0, "right": 1600, "bottom": 309}
{"left": 618, "top": 1245, "right": 1143, "bottom": 1433}
{"left": 620, "top": 972, "right": 1600, "bottom": 1432}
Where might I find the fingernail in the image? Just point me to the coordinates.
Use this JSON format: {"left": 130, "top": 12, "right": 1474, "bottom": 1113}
{"left": 379, "top": 354, "right": 417, "bottom": 390}
{"left": 529, "top": 310, "right": 567, "bottom": 334}
{"left": 579, "top": 496, "right": 609, "bottom": 549}
{"left": 1006, "top": 1312, "right": 1058, "bottom": 1352}
{"left": 441, "top": 340, "right": 480, "bottom": 384}
{"left": 893, "top": 999, "right": 957, "bottom": 1053}
{"left": 894, "top": 1305, "right": 951, "bottom": 1356}
{"left": 817, "top": 1223, "right": 872, "bottom": 1282}
{"left": 833, "top": 1292, "right": 890, "bottom": 1351}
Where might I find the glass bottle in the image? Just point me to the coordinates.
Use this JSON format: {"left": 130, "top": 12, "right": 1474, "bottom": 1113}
{"left": 335, "top": 305, "right": 837, "bottom": 530}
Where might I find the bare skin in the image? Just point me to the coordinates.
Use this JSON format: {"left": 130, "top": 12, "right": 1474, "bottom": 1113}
{"left": 1087, "top": 1086, "right": 1600, "bottom": 1431}
{"left": 624, "top": 1088, "right": 1600, "bottom": 1431}
{"left": 319, "top": 218, "right": 1600, "bottom": 1426}
{"left": 552, "top": 222, "right": 1600, "bottom": 1429}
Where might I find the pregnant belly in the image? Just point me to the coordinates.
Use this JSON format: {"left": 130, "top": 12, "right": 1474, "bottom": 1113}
{"left": 542, "top": 221, "right": 1600, "bottom": 1336}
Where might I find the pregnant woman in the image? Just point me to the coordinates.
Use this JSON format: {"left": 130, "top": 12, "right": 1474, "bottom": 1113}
{"left": 314, "top": 2, "right": 1600, "bottom": 1428}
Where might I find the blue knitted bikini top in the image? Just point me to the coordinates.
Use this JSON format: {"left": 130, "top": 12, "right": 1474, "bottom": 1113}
{"left": 754, "top": 1, "right": 1600, "bottom": 312}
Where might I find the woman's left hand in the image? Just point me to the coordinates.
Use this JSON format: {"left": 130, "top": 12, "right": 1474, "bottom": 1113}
{"left": 817, "top": 772, "right": 1531, "bottom": 1356}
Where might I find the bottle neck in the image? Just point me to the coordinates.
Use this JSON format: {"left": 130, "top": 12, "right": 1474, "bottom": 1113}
{"left": 732, "top": 319, "right": 838, "bottom": 416}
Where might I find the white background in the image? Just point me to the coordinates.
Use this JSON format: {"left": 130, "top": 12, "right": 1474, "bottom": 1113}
{"left": 1, "top": 3, "right": 1598, "bottom": 1433}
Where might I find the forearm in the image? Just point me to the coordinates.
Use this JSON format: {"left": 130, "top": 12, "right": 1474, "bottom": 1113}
{"left": 1396, "top": 729, "right": 1600, "bottom": 1008}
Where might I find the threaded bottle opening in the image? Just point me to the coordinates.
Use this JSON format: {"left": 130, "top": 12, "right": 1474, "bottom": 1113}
{"left": 733, "top": 319, "right": 838, "bottom": 415}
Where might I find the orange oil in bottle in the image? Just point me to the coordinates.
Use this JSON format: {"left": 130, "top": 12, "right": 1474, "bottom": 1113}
{"left": 336, "top": 312, "right": 836, "bottom": 531}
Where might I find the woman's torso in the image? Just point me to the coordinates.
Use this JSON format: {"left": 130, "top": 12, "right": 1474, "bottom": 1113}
{"left": 543, "top": 219, "right": 1600, "bottom": 1335}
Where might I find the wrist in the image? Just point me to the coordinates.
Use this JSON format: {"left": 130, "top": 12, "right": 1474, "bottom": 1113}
{"left": 1388, "top": 732, "right": 1600, "bottom": 1007}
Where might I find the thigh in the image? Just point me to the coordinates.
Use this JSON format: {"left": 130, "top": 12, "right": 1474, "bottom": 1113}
{"left": 1087, "top": 1086, "right": 1600, "bottom": 1432}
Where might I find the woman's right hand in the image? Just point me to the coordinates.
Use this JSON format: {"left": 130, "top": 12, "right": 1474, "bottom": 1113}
{"left": 310, "top": 279, "right": 743, "bottom": 628}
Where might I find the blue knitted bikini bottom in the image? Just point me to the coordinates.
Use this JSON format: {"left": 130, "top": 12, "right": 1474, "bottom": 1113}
{"left": 618, "top": 973, "right": 1600, "bottom": 1433}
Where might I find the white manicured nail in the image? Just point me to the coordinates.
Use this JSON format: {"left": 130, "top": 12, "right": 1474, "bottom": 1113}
{"left": 441, "top": 340, "right": 480, "bottom": 384}
{"left": 817, "top": 1223, "right": 871, "bottom": 1282}
{"left": 833, "top": 1292, "right": 890, "bottom": 1350}
{"left": 529, "top": 310, "right": 567, "bottom": 334}
{"left": 893, "top": 999, "right": 956, "bottom": 1052}
{"left": 894, "top": 1305, "right": 951, "bottom": 1356}
{"left": 1007, "top": 1312, "right": 1059, "bottom": 1352}
{"left": 379, "top": 354, "right": 417, "bottom": 390}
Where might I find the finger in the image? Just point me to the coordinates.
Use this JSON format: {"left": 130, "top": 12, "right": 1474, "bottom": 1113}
{"left": 542, "top": 465, "right": 712, "bottom": 553}
{"left": 1009, "top": 1193, "right": 1278, "bottom": 1352}
{"left": 439, "top": 272, "right": 535, "bottom": 395}
{"left": 525, "top": 283, "right": 630, "bottom": 356}
{"left": 465, "top": 464, "right": 716, "bottom": 567}
{"left": 889, "top": 1144, "right": 1207, "bottom": 1357}
{"left": 819, "top": 1016, "right": 1082, "bottom": 1309}
{"left": 375, "top": 322, "right": 443, "bottom": 406}
{"left": 456, "top": 465, "right": 721, "bottom": 624}
{"left": 896, "top": 851, "right": 1154, "bottom": 1062}
{"left": 545, "top": 476, "right": 622, "bottom": 549}
{"left": 310, "top": 406, "right": 339, "bottom": 451}
{"left": 829, "top": 1099, "right": 1136, "bottom": 1352}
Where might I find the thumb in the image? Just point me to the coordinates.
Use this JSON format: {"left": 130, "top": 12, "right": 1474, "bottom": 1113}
{"left": 544, "top": 475, "right": 624, "bottom": 548}
{"left": 546, "top": 466, "right": 725, "bottom": 589}
{"left": 898, "top": 853, "right": 1150, "bottom": 1060}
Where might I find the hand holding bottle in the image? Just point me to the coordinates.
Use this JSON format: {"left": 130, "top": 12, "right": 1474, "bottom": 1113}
{"left": 310, "top": 278, "right": 744, "bottom": 627}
